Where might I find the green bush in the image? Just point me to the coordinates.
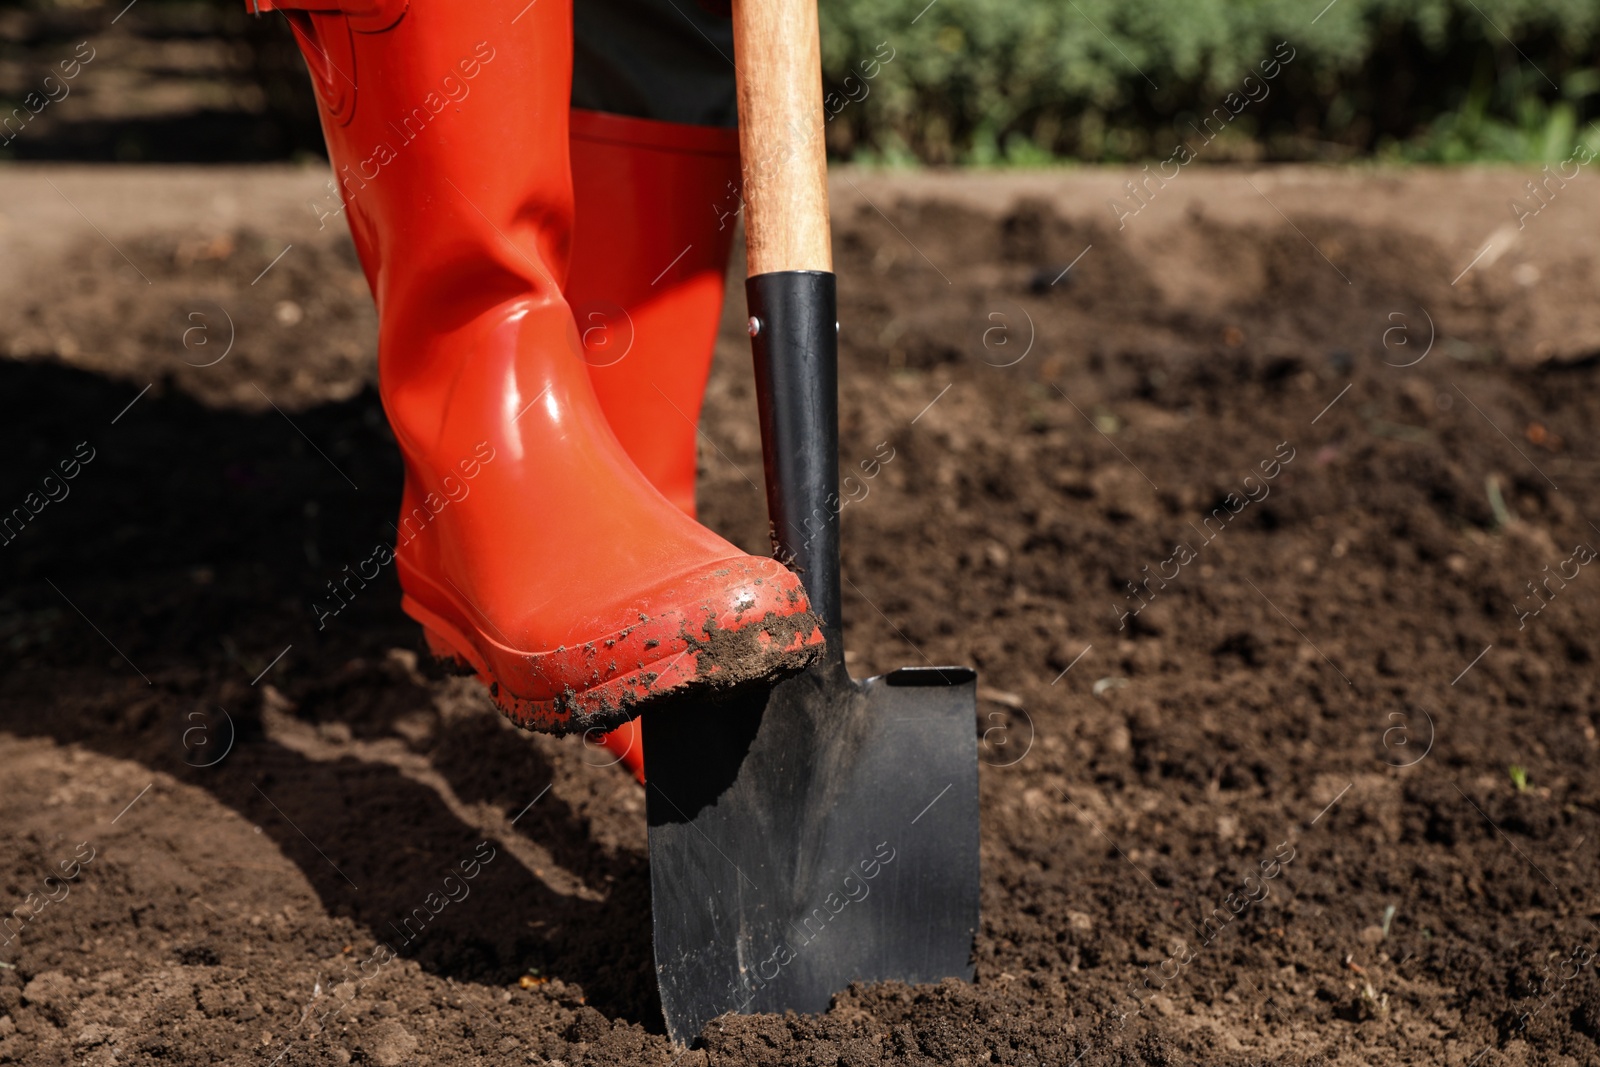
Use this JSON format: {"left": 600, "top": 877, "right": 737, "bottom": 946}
{"left": 818, "top": 0, "right": 1600, "bottom": 163}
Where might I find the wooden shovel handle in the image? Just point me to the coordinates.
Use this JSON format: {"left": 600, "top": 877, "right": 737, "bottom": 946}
{"left": 731, "top": 0, "right": 833, "bottom": 276}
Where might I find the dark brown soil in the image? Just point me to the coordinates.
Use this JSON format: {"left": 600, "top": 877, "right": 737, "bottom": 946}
{"left": 4, "top": 166, "right": 1600, "bottom": 1067}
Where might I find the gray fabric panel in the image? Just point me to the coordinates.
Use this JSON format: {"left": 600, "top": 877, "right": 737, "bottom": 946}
{"left": 572, "top": 0, "right": 738, "bottom": 127}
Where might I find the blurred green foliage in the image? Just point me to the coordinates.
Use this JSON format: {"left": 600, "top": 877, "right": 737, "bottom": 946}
{"left": 4, "top": 0, "right": 1598, "bottom": 164}
{"left": 818, "top": 0, "right": 1600, "bottom": 163}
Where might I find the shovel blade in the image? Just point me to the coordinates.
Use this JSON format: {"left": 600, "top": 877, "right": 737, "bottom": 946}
{"left": 644, "top": 662, "right": 980, "bottom": 1046}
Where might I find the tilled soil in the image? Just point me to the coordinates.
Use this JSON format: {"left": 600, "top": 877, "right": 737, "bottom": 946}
{"left": 3, "top": 165, "right": 1600, "bottom": 1066}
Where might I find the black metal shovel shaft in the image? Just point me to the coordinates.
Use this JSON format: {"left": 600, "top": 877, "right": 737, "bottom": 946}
{"left": 747, "top": 270, "right": 843, "bottom": 637}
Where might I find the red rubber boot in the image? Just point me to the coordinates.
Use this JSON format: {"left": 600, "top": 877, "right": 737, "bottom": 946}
{"left": 266, "top": 0, "right": 822, "bottom": 736}
{"left": 564, "top": 110, "right": 744, "bottom": 779}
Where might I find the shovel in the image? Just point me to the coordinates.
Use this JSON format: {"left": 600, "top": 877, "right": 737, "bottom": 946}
{"left": 642, "top": 0, "right": 981, "bottom": 1046}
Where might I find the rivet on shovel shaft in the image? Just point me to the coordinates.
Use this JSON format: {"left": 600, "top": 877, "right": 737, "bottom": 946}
{"left": 748, "top": 316, "right": 762, "bottom": 337}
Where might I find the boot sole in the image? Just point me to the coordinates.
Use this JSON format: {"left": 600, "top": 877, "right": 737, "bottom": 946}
{"left": 399, "top": 578, "right": 825, "bottom": 736}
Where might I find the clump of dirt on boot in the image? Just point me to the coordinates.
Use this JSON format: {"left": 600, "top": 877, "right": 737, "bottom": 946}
{"left": 3, "top": 167, "right": 1600, "bottom": 1066}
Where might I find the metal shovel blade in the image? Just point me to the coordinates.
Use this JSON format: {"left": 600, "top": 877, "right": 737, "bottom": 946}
{"left": 643, "top": 269, "right": 979, "bottom": 1045}
{"left": 644, "top": 659, "right": 979, "bottom": 1046}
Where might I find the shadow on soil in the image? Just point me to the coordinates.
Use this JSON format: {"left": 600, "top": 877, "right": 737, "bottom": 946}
{"left": 0, "top": 357, "right": 664, "bottom": 1027}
